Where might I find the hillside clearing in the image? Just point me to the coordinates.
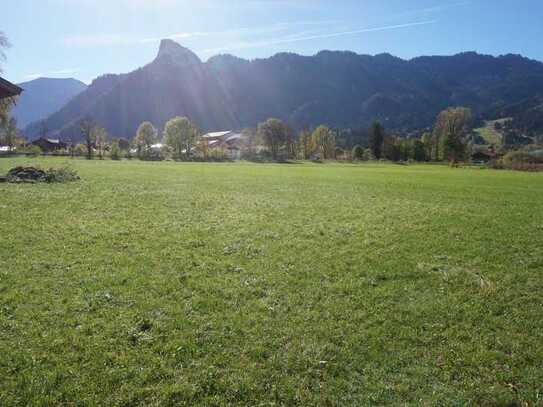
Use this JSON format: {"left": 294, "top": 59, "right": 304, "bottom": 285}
{"left": 474, "top": 119, "right": 507, "bottom": 146}
{"left": 1, "top": 158, "right": 542, "bottom": 405}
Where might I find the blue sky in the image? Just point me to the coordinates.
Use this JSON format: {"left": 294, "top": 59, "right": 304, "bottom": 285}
{"left": 2, "top": 0, "right": 543, "bottom": 84}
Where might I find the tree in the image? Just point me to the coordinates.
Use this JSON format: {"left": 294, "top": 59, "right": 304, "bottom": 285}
{"left": 382, "top": 136, "right": 400, "bottom": 161}
{"left": 284, "top": 125, "right": 296, "bottom": 160}
{"left": 433, "top": 107, "right": 472, "bottom": 163}
{"left": 117, "top": 138, "right": 131, "bottom": 151}
{"left": 93, "top": 127, "right": 108, "bottom": 160}
{"left": 298, "top": 129, "right": 313, "bottom": 160}
{"left": 134, "top": 122, "right": 157, "bottom": 159}
{"left": 164, "top": 116, "right": 199, "bottom": 160}
{"left": 362, "top": 148, "right": 374, "bottom": 161}
{"left": 0, "top": 99, "right": 12, "bottom": 130}
{"left": 80, "top": 118, "right": 96, "bottom": 160}
{"left": 421, "top": 132, "right": 437, "bottom": 161}
{"left": 257, "top": 118, "right": 288, "bottom": 161}
{"left": 368, "top": 121, "right": 385, "bottom": 159}
{"left": 110, "top": 140, "right": 121, "bottom": 160}
{"left": 352, "top": 145, "right": 364, "bottom": 160}
{"left": 0, "top": 117, "right": 18, "bottom": 153}
{"left": 0, "top": 32, "right": 13, "bottom": 127}
{"left": 0, "top": 31, "right": 10, "bottom": 73}
{"left": 311, "top": 125, "right": 336, "bottom": 159}
{"left": 240, "top": 128, "right": 259, "bottom": 159}
{"left": 412, "top": 139, "right": 427, "bottom": 162}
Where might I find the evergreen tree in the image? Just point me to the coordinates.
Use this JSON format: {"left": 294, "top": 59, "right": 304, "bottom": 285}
{"left": 368, "top": 121, "right": 385, "bottom": 159}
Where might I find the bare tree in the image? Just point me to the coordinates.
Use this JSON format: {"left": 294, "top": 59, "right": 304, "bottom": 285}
{"left": 0, "top": 31, "right": 10, "bottom": 73}
{"left": 80, "top": 118, "right": 96, "bottom": 160}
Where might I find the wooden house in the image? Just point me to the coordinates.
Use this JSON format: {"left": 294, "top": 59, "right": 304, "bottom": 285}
{"left": 0, "top": 76, "right": 22, "bottom": 100}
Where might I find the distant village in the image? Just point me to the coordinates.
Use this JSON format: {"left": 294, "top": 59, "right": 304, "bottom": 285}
{"left": 1, "top": 74, "right": 542, "bottom": 171}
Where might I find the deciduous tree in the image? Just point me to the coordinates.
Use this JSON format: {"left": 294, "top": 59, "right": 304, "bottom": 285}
{"left": 164, "top": 116, "right": 199, "bottom": 160}
{"left": 134, "top": 121, "right": 157, "bottom": 159}
{"left": 110, "top": 140, "right": 121, "bottom": 160}
{"left": 93, "top": 127, "right": 108, "bottom": 160}
{"left": 298, "top": 129, "right": 313, "bottom": 160}
{"left": 434, "top": 107, "right": 472, "bottom": 163}
{"left": 80, "top": 118, "right": 96, "bottom": 160}
{"left": 0, "top": 117, "right": 18, "bottom": 152}
{"left": 352, "top": 145, "right": 364, "bottom": 160}
{"left": 257, "top": 118, "right": 288, "bottom": 161}
{"left": 311, "top": 125, "right": 336, "bottom": 159}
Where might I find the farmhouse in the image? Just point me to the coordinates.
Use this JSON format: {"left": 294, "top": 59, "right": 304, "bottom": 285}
{"left": 202, "top": 130, "right": 244, "bottom": 159}
{"left": 0, "top": 76, "right": 22, "bottom": 100}
{"left": 31, "top": 137, "right": 68, "bottom": 152}
{"left": 471, "top": 150, "right": 496, "bottom": 163}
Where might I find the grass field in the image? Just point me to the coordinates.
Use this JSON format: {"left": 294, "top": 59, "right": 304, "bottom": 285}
{"left": 1, "top": 157, "right": 542, "bottom": 406}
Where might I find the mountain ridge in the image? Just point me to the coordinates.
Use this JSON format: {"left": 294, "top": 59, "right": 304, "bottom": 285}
{"left": 12, "top": 77, "right": 87, "bottom": 129}
{"left": 25, "top": 40, "right": 543, "bottom": 141}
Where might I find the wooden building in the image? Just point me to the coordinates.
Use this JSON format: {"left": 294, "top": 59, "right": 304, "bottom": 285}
{"left": 31, "top": 137, "right": 68, "bottom": 152}
{"left": 0, "top": 76, "right": 22, "bottom": 100}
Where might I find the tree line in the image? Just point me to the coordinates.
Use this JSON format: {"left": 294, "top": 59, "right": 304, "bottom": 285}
{"left": 0, "top": 107, "right": 473, "bottom": 163}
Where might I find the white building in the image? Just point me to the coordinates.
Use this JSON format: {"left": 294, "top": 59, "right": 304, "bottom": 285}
{"left": 202, "top": 131, "right": 244, "bottom": 159}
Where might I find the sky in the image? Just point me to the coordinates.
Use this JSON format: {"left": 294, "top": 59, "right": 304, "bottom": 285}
{"left": 2, "top": 0, "right": 543, "bottom": 84}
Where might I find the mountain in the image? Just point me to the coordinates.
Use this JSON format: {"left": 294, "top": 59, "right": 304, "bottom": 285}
{"left": 12, "top": 77, "right": 87, "bottom": 128}
{"left": 25, "top": 41, "right": 543, "bottom": 141}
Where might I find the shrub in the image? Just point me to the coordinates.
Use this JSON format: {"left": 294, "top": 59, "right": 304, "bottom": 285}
{"left": 362, "top": 149, "right": 375, "bottom": 161}
{"left": 502, "top": 150, "right": 541, "bottom": 166}
{"left": 74, "top": 144, "right": 87, "bottom": 156}
{"left": 352, "top": 145, "right": 364, "bottom": 160}
{"left": 25, "top": 145, "right": 42, "bottom": 156}
{"left": 44, "top": 166, "right": 80, "bottom": 183}
{"left": 4, "top": 166, "right": 80, "bottom": 183}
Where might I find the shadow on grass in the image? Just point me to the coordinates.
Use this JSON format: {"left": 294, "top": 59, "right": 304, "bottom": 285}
{"left": 246, "top": 159, "right": 304, "bottom": 165}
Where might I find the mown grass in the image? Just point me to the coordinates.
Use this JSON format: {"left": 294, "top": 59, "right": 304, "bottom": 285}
{"left": 1, "top": 157, "right": 542, "bottom": 406}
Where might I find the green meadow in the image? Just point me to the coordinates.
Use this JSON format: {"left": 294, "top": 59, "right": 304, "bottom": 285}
{"left": 1, "top": 157, "right": 542, "bottom": 406}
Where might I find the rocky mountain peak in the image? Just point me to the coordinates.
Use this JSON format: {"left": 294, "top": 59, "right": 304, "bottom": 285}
{"left": 155, "top": 39, "right": 202, "bottom": 66}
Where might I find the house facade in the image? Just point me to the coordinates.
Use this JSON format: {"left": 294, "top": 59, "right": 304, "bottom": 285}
{"left": 0, "top": 76, "right": 22, "bottom": 100}
{"left": 201, "top": 131, "right": 244, "bottom": 159}
{"left": 32, "top": 137, "right": 68, "bottom": 152}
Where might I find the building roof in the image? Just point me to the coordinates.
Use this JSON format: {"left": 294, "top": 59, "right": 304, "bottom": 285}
{"left": 226, "top": 133, "right": 242, "bottom": 142}
{"left": 33, "top": 138, "right": 62, "bottom": 144}
{"left": 202, "top": 131, "right": 233, "bottom": 139}
{"left": 0, "top": 76, "right": 23, "bottom": 100}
